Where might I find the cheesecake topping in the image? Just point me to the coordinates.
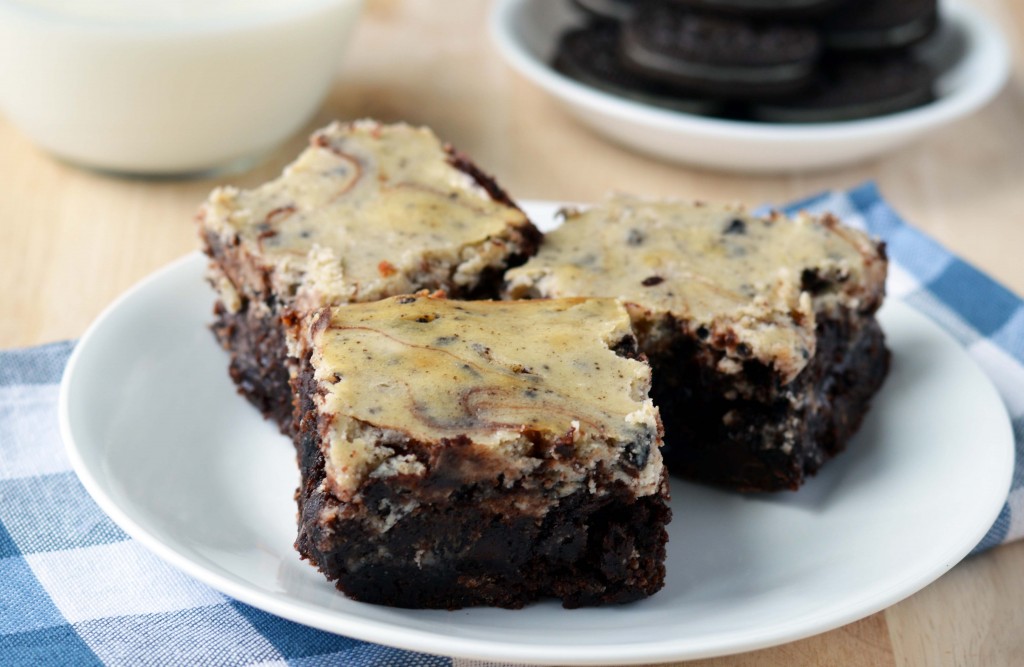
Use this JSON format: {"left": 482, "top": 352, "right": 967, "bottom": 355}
{"left": 505, "top": 195, "right": 886, "bottom": 382}
{"left": 306, "top": 295, "right": 662, "bottom": 498}
{"left": 201, "top": 119, "right": 531, "bottom": 306}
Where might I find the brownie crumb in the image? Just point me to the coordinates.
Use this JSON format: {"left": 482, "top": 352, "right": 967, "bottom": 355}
{"left": 291, "top": 296, "right": 670, "bottom": 609}
{"left": 198, "top": 120, "right": 541, "bottom": 434}
{"left": 723, "top": 218, "right": 747, "bottom": 235}
{"left": 502, "top": 195, "right": 889, "bottom": 492}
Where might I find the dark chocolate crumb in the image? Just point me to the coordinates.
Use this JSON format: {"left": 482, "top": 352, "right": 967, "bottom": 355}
{"left": 800, "top": 268, "right": 830, "bottom": 294}
{"left": 611, "top": 334, "right": 639, "bottom": 359}
{"left": 724, "top": 218, "right": 747, "bottom": 235}
{"left": 736, "top": 342, "right": 752, "bottom": 358}
{"left": 642, "top": 276, "right": 664, "bottom": 286}
{"left": 623, "top": 426, "right": 654, "bottom": 470}
{"left": 696, "top": 325, "right": 710, "bottom": 340}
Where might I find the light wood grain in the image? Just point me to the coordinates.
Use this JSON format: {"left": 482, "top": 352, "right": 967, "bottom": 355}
{"left": 2, "top": 0, "right": 1022, "bottom": 664}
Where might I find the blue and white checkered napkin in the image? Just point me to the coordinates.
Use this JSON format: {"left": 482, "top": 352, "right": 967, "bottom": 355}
{"left": 1, "top": 182, "right": 1022, "bottom": 665}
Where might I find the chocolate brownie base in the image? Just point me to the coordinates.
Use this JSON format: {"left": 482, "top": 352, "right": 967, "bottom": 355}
{"left": 653, "top": 314, "right": 888, "bottom": 492}
{"left": 293, "top": 358, "right": 671, "bottom": 609}
{"left": 211, "top": 300, "right": 293, "bottom": 430}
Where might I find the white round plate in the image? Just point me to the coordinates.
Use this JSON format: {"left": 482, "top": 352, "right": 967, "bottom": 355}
{"left": 60, "top": 202, "right": 1013, "bottom": 664}
{"left": 490, "top": 0, "right": 1011, "bottom": 172}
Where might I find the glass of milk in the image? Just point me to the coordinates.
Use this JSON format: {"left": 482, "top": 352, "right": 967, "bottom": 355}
{"left": 0, "top": 0, "right": 364, "bottom": 175}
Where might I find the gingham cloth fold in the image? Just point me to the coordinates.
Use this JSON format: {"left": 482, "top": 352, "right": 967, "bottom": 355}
{"left": 2, "top": 182, "right": 1022, "bottom": 665}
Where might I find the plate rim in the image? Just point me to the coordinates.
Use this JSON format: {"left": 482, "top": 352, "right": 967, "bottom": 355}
{"left": 59, "top": 203, "right": 1015, "bottom": 664}
{"left": 488, "top": 0, "right": 1011, "bottom": 143}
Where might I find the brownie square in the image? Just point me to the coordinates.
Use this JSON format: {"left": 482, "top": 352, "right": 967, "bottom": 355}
{"left": 504, "top": 195, "right": 889, "bottom": 491}
{"left": 198, "top": 120, "right": 541, "bottom": 431}
{"left": 290, "top": 294, "right": 671, "bottom": 609}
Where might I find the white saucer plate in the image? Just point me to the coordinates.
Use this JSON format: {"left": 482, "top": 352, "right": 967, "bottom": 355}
{"left": 490, "top": 0, "right": 1011, "bottom": 172}
{"left": 61, "top": 202, "right": 1013, "bottom": 664}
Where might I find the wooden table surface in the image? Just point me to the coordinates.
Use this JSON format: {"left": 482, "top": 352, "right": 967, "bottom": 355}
{"left": 2, "top": 0, "right": 1023, "bottom": 664}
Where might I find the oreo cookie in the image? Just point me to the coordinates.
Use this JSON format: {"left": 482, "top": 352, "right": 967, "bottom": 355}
{"left": 663, "top": 0, "right": 847, "bottom": 19}
{"left": 822, "top": 0, "right": 938, "bottom": 52}
{"left": 747, "top": 54, "right": 934, "bottom": 123}
{"left": 554, "top": 23, "right": 723, "bottom": 115}
{"left": 620, "top": 2, "right": 821, "bottom": 98}
{"left": 570, "top": 0, "right": 639, "bottom": 22}
{"left": 551, "top": 0, "right": 943, "bottom": 125}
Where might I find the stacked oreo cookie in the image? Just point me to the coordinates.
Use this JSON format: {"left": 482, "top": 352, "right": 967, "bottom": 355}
{"left": 558, "top": 0, "right": 938, "bottom": 122}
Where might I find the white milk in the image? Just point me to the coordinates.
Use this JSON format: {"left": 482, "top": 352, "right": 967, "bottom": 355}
{"left": 7, "top": 0, "right": 298, "bottom": 23}
{"left": 0, "top": 0, "right": 364, "bottom": 174}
